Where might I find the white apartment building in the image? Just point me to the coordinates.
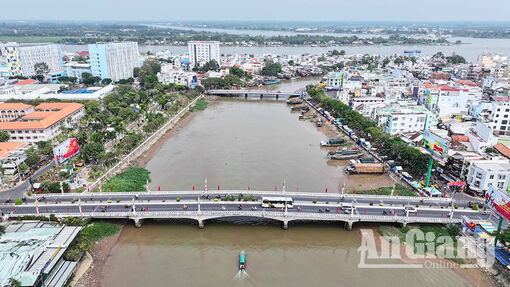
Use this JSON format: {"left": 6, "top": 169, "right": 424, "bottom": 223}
{"left": 0, "top": 43, "right": 64, "bottom": 77}
{"left": 325, "top": 72, "right": 344, "bottom": 90}
{"left": 489, "top": 102, "right": 510, "bottom": 136}
{"left": 467, "top": 160, "right": 510, "bottom": 194}
{"left": 64, "top": 62, "right": 92, "bottom": 81}
{"left": 157, "top": 64, "right": 196, "bottom": 86}
{"left": 88, "top": 42, "right": 140, "bottom": 81}
{"left": 188, "top": 41, "right": 220, "bottom": 67}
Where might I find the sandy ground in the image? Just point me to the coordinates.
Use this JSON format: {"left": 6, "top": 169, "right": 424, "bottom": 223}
{"left": 72, "top": 224, "right": 125, "bottom": 287}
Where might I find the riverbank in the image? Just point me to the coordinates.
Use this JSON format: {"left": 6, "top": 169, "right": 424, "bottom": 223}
{"left": 373, "top": 225, "right": 498, "bottom": 287}
{"left": 72, "top": 222, "right": 125, "bottom": 287}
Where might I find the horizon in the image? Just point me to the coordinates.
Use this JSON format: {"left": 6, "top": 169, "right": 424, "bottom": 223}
{"left": 2, "top": 0, "right": 510, "bottom": 22}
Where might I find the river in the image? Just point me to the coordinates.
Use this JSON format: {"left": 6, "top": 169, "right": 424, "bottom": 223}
{"left": 101, "top": 95, "right": 478, "bottom": 286}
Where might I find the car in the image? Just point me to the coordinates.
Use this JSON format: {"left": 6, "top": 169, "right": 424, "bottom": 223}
{"left": 468, "top": 201, "right": 484, "bottom": 208}
{"left": 379, "top": 203, "right": 384, "bottom": 206}
{"left": 405, "top": 206, "right": 417, "bottom": 213}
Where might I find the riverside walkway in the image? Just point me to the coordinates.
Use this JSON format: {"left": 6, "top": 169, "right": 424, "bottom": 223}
{"left": 2, "top": 190, "right": 488, "bottom": 230}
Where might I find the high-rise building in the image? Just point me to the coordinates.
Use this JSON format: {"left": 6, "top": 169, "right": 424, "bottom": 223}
{"left": 0, "top": 43, "right": 64, "bottom": 77}
{"left": 88, "top": 42, "right": 140, "bottom": 81}
{"left": 188, "top": 41, "right": 220, "bottom": 67}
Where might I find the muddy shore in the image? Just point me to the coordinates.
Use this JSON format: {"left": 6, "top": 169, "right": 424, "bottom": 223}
{"left": 72, "top": 224, "right": 125, "bottom": 287}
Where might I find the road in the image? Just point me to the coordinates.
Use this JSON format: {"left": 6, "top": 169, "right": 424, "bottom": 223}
{"left": 2, "top": 191, "right": 490, "bottom": 222}
{"left": 0, "top": 160, "right": 55, "bottom": 201}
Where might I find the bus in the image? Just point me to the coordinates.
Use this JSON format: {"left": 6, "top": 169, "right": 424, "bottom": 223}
{"left": 261, "top": 197, "right": 294, "bottom": 208}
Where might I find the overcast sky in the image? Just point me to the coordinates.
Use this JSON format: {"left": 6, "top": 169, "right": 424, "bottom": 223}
{"left": 3, "top": 0, "right": 510, "bottom": 22}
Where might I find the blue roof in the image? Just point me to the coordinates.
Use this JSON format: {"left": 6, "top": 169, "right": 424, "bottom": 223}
{"left": 494, "top": 247, "right": 510, "bottom": 266}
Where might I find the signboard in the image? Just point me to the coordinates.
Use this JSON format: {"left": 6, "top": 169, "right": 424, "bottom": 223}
{"left": 54, "top": 138, "right": 79, "bottom": 165}
{"left": 422, "top": 131, "right": 448, "bottom": 160}
{"left": 486, "top": 185, "right": 510, "bottom": 222}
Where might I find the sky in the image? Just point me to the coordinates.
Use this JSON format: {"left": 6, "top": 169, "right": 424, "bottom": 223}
{"left": 2, "top": 0, "right": 510, "bottom": 22}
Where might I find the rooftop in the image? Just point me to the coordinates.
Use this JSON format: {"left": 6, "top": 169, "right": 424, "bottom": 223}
{"left": 0, "top": 142, "right": 27, "bottom": 161}
{"left": 14, "top": 79, "right": 38, "bottom": 86}
{"left": 0, "top": 102, "right": 84, "bottom": 130}
{"left": 0, "top": 103, "right": 32, "bottom": 110}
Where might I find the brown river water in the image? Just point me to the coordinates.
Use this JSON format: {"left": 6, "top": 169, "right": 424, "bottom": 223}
{"left": 101, "top": 97, "right": 476, "bottom": 287}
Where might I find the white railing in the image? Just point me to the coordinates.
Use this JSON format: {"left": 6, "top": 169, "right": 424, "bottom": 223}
{"left": 10, "top": 210, "right": 474, "bottom": 224}
{"left": 34, "top": 189, "right": 452, "bottom": 203}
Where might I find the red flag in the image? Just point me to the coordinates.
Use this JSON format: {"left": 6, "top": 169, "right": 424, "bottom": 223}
{"left": 325, "top": 188, "right": 328, "bottom": 193}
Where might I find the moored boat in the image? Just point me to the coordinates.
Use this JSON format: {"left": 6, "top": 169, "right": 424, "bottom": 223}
{"left": 320, "top": 137, "right": 345, "bottom": 147}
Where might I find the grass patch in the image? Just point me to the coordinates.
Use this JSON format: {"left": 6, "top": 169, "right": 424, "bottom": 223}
{"left": 102, "top": 167, "right": 150, "bottom": 192}
{"left": 64, "top": 221, "right": 120, "bottom": 261}
{"left": 356, "top": 184, "right": 417, "bottom": 196}
{"left": 81, "top": 222, "right": 120, "bottom": 243}
{"left": 377, "top": 224, "right": 463, "bottom": 258}
{"left": 190, "top": 99, "right": 208, "bottom": 111}
{"left": 71, "top": 187, "right": 85, "bottom": 193}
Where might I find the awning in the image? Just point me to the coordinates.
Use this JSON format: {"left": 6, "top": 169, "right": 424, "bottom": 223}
{"left": 479, "top": 222, "right": 497, "bottom": 233}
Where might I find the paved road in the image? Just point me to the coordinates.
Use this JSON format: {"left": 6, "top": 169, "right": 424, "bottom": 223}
{"left": 0, "top": 160, "right": 55, "bottom": 201}
{"left": 2, "top": 191, "right": 489, "bottom": 222}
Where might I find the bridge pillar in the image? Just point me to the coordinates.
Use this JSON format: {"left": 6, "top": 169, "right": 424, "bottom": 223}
{"left": 198, "top": 219, "right": 205, "bottom": 229}
{"left": 344, "top": 221, "right": 353, "bottom": 231}
{"left": 134, "top": 218, "right": 144, "bottom": 228}
{"left": 282, "top": 221, "right": 288, "bottom": 230}
{"left": 400, "top": 222, "right": 408, "bottom": 228}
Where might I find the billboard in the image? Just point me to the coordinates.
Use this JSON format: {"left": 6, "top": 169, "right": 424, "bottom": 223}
{"left": 54, "top": 138, "right": 79, "bottom": 164}
{"left": 422, "top": 131, "right": 448, "bottom": 160}
{"left": 486, "top": 185, "right": 510, "bottom": 222}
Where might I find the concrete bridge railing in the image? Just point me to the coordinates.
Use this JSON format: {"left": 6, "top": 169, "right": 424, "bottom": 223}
{"left": 10, "top": 209, "right": 471, "bottom": 230}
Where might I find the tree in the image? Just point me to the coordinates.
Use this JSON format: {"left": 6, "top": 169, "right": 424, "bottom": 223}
{"left": 24, "top": 147, "right": 41, "bottom": 168}
{"left": 194, "top": 60, "right": 220, "bottom": 73}
{"left": 36, "top": 140, "right": 53, "bottom": 157}
{"left": 446, "top": 54, "right": 466, "bottom": 64}
{"left": 0, "top": 131, "right": 10, "bottom": 142}
{"left": 82, "top": 72, "right": 101, "bottom": 86}
{"left": 34, "top": 62, "right": 50, "bottom": 80}
{"left": 81, "top": 142, "right": 105, "bottom": 164}
{"left": 260, "top": 60, "right": 282, "bottom": 77}
{"left": 101, "top": 78, "right": 112, "bottom": 85}
{"left": 229, "top": 66, "right": 245, "bottom": 78}
{"left": 8, "top": 278, "right": 21, "bottom": 287}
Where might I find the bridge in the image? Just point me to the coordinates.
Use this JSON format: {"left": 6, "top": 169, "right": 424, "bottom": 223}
{"left": 2, "top": 190, "right": 488, "bottom": 230}
{"left": 206, "top": 90, "right": 301, "bottom": 100}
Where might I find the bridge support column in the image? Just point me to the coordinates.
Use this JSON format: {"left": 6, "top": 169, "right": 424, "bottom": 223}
{"left": 198, "top": 219, "right": 205, "bottom": 229}
{"left": 282, "top": 221, "right": 288, "bottom": 230}
{"left": 134, "top": 218, "right": 144, "bottom": 228}
{"left": 400, "top": 222, "right": 408, "bottom": 228}
{"left": 344, "top": 221, "right": 353, "bottom": 231}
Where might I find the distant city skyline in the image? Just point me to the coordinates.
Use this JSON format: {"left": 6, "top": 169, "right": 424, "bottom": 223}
{"left": 3, "top": 0, "right": 510, "bottom": 22}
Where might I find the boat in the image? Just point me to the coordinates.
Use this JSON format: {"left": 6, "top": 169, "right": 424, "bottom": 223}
{"left": 290, "top": 105, "right": 308, "bottom": 111}
{"left": 328, "top": 150, "right": 362, "bottom": 160}
{"left": 299, "top": 114, "right": 316, "bottom": 120}
{"left": 286, "top": 98, "right": 302, "bottom": 105}
{"left": 239, "top": 250, "right": 246, "bottom": 270}
{"left": 263, "top": 79, "right": 280, "bottom": 85}
{"left": 316, "top": 118, "right": 323, "bottom": 127}
{"left": 320, "top": 137, "right": 345, "bottom": 147}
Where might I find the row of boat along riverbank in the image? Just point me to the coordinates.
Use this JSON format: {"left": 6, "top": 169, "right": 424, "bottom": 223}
{"left": 287, "top": 97, "right": 384, "bottom": 175}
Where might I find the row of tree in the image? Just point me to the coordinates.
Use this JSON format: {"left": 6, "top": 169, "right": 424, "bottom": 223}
{"left": 307, "top": 87, "right": 430, "bottom": 177}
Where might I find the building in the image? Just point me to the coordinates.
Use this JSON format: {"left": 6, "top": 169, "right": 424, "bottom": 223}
{"left": 0, "top": 102, "right": 85, "bottom": 143}
{"left": 64, "top": 62, "right": 92, "bottom": 81}
{"left": 325, "top": 72, "right": 344, "bottom": 90}
{"left": 88, "top": 42, "right": 140, "bottom": 81}
{"left": 0, "top": 222, "right": 81, "bottom": 287}
{"left": 0, "top": 141, "right": 28, "bottom": 183}
{"left": 489, "top": 102, "right": 510, "bottom": 136}
{"left": 0, "top": 103, "right": 34, "bottom": 122}
{"left": 0, "top": 43, "right": 64, "bottom": 77}
{"left": 467, "top": 160, "right": 510, "bottom": 193}
{"left": 188, "top": 41, "right": 220, "bottom": 67}
{"left": 157, "top": 64, "right": 197, "bottom": 86}
{"left": 373, "top": 104, "right": 437, "bottom": 135}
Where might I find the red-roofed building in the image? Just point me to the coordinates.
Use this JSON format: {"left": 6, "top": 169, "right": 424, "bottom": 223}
{"left": 0, "top": 102, "right": 84, "bottom": 143}
{"left": 14, "top": 79, "right": 39, "bottom": 86}
{"left": 494, "top": 143, "right": 510, "bottom": 159}
{"left": 77, "top": 51, "right": 89, "bottom": 57}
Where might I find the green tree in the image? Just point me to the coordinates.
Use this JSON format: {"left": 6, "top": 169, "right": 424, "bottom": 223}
{"left": 34, "top": 62, "right": 50, "bottom": 80}
{"left": 229, "top": 66, "right": 245, "bottom": 78}
{"left": 260, "top": 60, "right": 282, "bottom": 77}
{"left": 81, "top": 142, "right": 105, "bottom": 164}
{"left": 8, "top": 278, "right": 21, "bottom": 287}
{"left": 0, "top": 131, "right": 10, "bottom": 142}
{"left": 24, "top": 147, "right": 41, "bottom": 168}
{"left": 101, "top": 78, "right": 112, "bottom": 85}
